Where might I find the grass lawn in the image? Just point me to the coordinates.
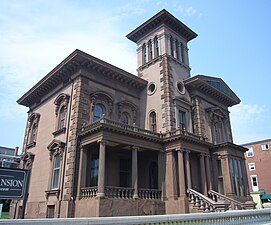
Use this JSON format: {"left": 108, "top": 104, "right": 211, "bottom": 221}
{"left": 1, "top": 212, "right": 9, "bottom": 219}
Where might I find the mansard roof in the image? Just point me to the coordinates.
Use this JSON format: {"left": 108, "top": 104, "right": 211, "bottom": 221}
{"left": 184, "top": 75, "right": 240, "bottom": 107}
{"left": 126, "top": 9, "right": 197, "bottom": 43}
{"left": 17, "top": 49, "right": 147, "bottom": 107}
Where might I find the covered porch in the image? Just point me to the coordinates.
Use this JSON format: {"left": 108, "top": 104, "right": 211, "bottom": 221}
{"left": 75, "top": 118, "right": 165, "bottom": 216}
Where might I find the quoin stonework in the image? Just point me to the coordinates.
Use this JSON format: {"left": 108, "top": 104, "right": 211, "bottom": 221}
{"left": 12, "top": 9, "right": 254, "bottom": 218}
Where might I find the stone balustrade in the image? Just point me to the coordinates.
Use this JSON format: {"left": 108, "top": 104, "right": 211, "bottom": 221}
{"left": 80, "top": 186, "right": 161, "bottom": 200}
{"left": 3, "top": 209, "right": 271, "bottom": 224}
{"left": 105, "top": 186, "right": 134, "bottom": 199}
{"left": 80, "top": 186, "right": 97, "bottom": 198}
{"left": 208, "top": 190, "right": 256, "bottom": 210}
{"left": 138, "top": 188, "right": 162, "bottom": 200}
{"left": 187, "top": 188, "right": 230, "bottom": 212}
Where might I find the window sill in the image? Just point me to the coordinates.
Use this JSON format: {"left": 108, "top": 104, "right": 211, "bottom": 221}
{"left": 45, "top": 189, "right": 60, "bottom": 199}
{"left": 52, "top": 127, "right": 66, "bottom": 137}
{"left": 26, "top": 142, "right": 36, "bottom": 149}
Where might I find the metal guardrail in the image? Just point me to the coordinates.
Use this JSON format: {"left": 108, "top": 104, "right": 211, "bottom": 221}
{"left": 1, "top": 209, "right": 271, "bottom": 224}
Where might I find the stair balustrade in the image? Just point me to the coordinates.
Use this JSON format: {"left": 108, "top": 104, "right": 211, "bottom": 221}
{"left": 187, "top": 189, "right": 230, "bottom": 212}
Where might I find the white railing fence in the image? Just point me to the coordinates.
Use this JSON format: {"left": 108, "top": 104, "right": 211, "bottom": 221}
{"left": 1, "top": 209, "right": 271, "bottom": 225}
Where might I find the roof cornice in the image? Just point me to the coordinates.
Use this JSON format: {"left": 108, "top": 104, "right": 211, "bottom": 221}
{"left": 126, "top": 9, "right": 197, "bottom": 43}
{"left": 17, "top": 49, "right": 147, "bottom": 107}
{"left": 184, "top": 75, "right": 240, "bottom": 107}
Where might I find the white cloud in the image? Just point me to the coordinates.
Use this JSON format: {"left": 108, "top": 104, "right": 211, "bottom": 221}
{"left": 230, "top": 103, "right": 270, "bottom": 144}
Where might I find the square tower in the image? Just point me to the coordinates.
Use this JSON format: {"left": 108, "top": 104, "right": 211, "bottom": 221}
{"left": 127, "top": 10, "right": 197, "bottom": 132}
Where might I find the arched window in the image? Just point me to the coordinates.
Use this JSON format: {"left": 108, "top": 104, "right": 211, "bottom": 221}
{"left": 142, "top": 43, "right": 147, "bottom": 64}
{"left": 58, "top": 106, "right": 66, "bottom": 130}
{"left": 121, "top": 112, "right": 131, "bottom": 125}
{"left": 154, "top": 36, "right": 159, "bottom": 57}
{"left": 27, "top": 113, "right": 40, "bottom": 147}
{"left": 175, "top": 39, "right": 179, "bottom": 60}
{"left": 148, "top": 39, "right": 153, "bottom": 61}
{"left": 149, "top": 162, "right": 158, "bottom": 189}
{"left": 29, "top": 123, "right": 37, "bottom": 144}
{"left": 93, "top": 104, "right": 105, "bottom": 122}
{"left": 170, "top": 36, "right": 174, "bottom": 56}
{"left": 149, "top": 111, "right": 157, "bottom": 132}
{"left": 180, "top": 42, "right": 184, "bottom": 63}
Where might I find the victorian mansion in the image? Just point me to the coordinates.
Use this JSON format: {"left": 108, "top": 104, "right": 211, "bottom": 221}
{"left": 13, "top": 9, "right": 254, "bottom": 218}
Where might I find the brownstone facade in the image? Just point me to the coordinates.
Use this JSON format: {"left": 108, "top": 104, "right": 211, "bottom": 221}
{"left": 12, "top": 10, "right": 253, "bottom": 218}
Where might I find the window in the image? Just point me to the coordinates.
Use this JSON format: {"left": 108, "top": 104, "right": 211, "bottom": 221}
{"left": 261, "top": 144, "right": 269, "bottom": 150}
{"left": 246, "top": 147, "right": 254, "bottom": 157}
{"left": 178, "top": 110, "right": 186, "bottom": 129}
{"left": 47, "top": 140, "right": 65, "bottom": 191}
{"left": 148, "top": 82, "right": 156, "bottom": 95}
{"left": 58, "top": 106, "right": 66, "bottom": 129}
{"left": 46, "top": 205, "right": 55, "bottom": 218}
{"left": 149, "top": 111, "right": 157, "bottom": 132}
{"left": 250, "top": 175, "right": 259, "bottom": 192}
{"left": 54, "top": 93, "right": 70, "bottom": 135}
{"left": 148, "top": 39, "right": 153, "bottom": 61}
{"left": 120, "top": 159, "right": 130, "bottom": 187}
{"left": 29, "top": 123, "right": 37, "bottom": 144}
{"left": 149, "top": 162, "right": 158, "bottom": 189}
{"left": 170, "top": 36, "right": 174, "bottom": 56}
{"left": 90, "top": 154, "right": 99, "bottom": 186}
{"left": 180, "top": 42, "right": 184, "bottom": 63}
{"left": 142, "top": 43, "right": 147, "bottom": 64}
{"left": 175, "top": 40, "right": 179, "bottom": 60}
{"left": 27, "top": 113, "right": 40, "bottom": 147}
{"left": 154, "top": 36, "right": 159, "bottom": 57}
{"left": 248, "top": 163, "right": 255, "bottom": 171}
{"left": 52, "top": 154, "right": 61, "bottom": 189}
{"left": 121, "top": 112, "right": 131, "bottom": 125}
{"left": 93, "top": 104, "right": 105, "bottom": 122}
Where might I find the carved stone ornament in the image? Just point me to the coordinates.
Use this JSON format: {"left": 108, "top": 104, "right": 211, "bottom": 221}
{"left": 21, "top": 152, "right": 35, "bottom": 169}
{"left": 54, "top": 93, "right": 70, "bottom": 116}
{"left": 47, "top": 139, "right": 65, "bottom": 160}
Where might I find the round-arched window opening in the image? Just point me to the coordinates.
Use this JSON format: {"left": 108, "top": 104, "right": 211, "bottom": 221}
{"left": 148, "top": 82, "right": 156, "bottom": 95}
{"left": 176, "top": 81, "right": 185, "bottom": 94}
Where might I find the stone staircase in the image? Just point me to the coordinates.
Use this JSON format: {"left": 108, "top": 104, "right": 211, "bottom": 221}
{"left": 187, "top": 189, "right": 255, "bottom": 213}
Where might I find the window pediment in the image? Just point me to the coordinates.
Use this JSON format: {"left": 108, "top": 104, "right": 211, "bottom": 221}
{"left": 47, "top": 140, "right": 65, "bottom": 160}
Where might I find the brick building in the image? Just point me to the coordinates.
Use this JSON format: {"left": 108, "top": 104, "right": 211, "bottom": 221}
{"left": 11, "top": 9, "right": 254, "bottom": 218}
{"left": 0, "top": 146, "right": 20, "bottom": 168}
{"left": 242, "top": 139, "right": 271, "bottom": 208}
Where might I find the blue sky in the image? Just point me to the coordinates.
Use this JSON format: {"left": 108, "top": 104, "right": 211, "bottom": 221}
{"left": 0, "top": 0, "right": 270, "bottom": 153}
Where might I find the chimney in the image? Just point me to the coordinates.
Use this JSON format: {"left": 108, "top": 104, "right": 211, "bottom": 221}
{"left": 14, "top": 147, "right": 19, "bottom": 156}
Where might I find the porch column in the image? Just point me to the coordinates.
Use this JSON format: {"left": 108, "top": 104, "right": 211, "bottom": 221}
{"left": 184, "top": 150, "right": 191, "bottom": 190}
{"left": 200, "top": 153, "right": 207, "bottom": 195}
{"left": 222, "top": 156, "right": 234, "bottom": 197}
{"left": 97, "top": 140, "right": 106, "bottom": 197}
{"left": 205, "top": 155, "right": 212, "bottom": 191}
{"left": 132, "top": 146, "right": 139, "bottom": 199}
{"left": 241, "top": 160, "right": 250, "bottom": 197}
{"left": 177, "top": 149, "right": 186, "bottom": 196}
{"left": 158, "top": 151, "right": 166, "bottom": 199}
{"left": 166, "top": 150, "right": 177, "bottom": 198}
{"left": 77, "top": 145, "right": 87, "bottom": 197}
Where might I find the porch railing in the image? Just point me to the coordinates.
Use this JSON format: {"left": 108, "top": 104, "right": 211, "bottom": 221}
{"left": 187, "top": 189, "right": 230, "bottom": 212}
{"left": 81, "top": 118, "right": 161, "bottom": 138}
{"left": 208, "top": 190, "right": 256, "bottom": 210}
{"left": 138, "top": 188, "right": 162, "bottom": 200}
{"left": 105, "top": 186, "right": 134, "bottom": 199}
{"left": 80, "top": 186, "right": 162, "bottom": 200}
{"left": 80, "top": 186, "right": 97, "bottom": 198}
